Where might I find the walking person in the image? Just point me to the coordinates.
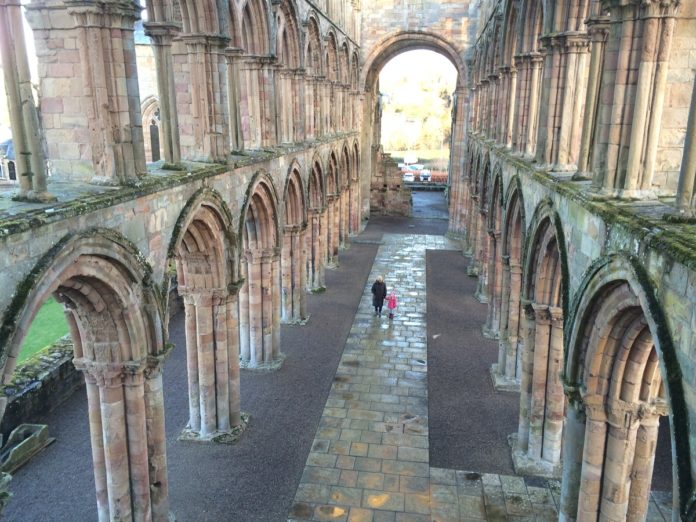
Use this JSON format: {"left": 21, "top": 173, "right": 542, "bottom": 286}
{"left": 371, "top": 276, "right": 387, "bottom": 316}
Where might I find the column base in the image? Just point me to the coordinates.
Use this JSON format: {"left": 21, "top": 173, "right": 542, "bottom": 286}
{"left": 326, "top": 260, "right": 340, "bottom": 269}
{"left": 474, "top": 291, "right": 488, "bottom": 303}
{"left": 445, "top": 230, "right": 466, "bottom": 242}
{"left": 466, "top": 265, "right": 479, "bottom": 277}
{"left": 482, "top": 324, "right": 498, "bottom": 339}
{"left": 310, "top": 286, "right": 327, "bottom": 294}
{"left": 178, "top": 412, "right": 250, "bottom": 445}
{"left": 508, "top": 433, "right": 562, "bottom": 479}
{"left": 282, "top": 314, "right": 311, "bottom": 326}
{"left": 240, "top": 353, "right": 287, "bottom": 371}
{"left": 489, "top": 364, "right": 520, "bottom": 393}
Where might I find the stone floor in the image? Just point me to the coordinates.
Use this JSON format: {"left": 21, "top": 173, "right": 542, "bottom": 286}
{"left": 287, "top": 233, "right": 675, "bottom": 522}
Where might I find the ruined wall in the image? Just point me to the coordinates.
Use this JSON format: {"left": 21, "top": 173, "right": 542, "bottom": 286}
{"left": 370, "top": 149, "right": 411, "bottom": 217}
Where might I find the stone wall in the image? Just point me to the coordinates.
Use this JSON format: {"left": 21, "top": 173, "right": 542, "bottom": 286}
{"left": 369, "top": 148, "right": 411, "bottom": 217}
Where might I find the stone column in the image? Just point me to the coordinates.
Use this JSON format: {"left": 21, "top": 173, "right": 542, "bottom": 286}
{"left": 515, "top": 302, "right": 535, "bottom": 451}
{"left": 487, "top": 73, "right": 499, "bottom": 137}
{"left": 541, "top": 306, "right": 564, "bottom": 463}
{"left": 627, "top": 405, "right": 665, "bottom": 519}
{"left": 448, "top": 87, "right": 469, "bottom": 237}
{"left": 536, "top": 33, "right": 590, "bottom": 172}
{"left": 576, "top": 16, "right": 610, "bottom": 177}
{"left": 180, "top": 286, "right": 245, "bottom": 441}
{"left": 483, "top": 230, "right": 502, "bottom": 339}
{"left": 677, "top": 76, "right": 696, "bottom": 213}
{"left": 239, "top": 258, "right": 250, "bottom": 362}
{"left": 144, "top": 22, "right": 182, "bottom": 164}
{"left": 559, "top": 387, "right": 586, "bottom": 521}
{"left": 592, "top": 1, "right": 679, "bottom": 198}
{"left": 259, "top": 58, "right": 277, "bottom": 147}
{"left": 271, "top": 252, "right": 282, "bottom": 361}
{"left": 224, "top": 47, "right": 244, "bottom": 152}
{"left": 308, "top": 210, "right": 325, "bottom": 290}
{"left": 474, "top": 210, "right": 489, "bottom": 303}
{"left": 512, "top": 54, "right": 530, "bottom": 154}
{"left": 180, "top": 34, "right": 230, "bottom": 162}
{"left": 68, "top": 0, "right": 147, "bottom": 184}
{"left": 505, "top": 65, "right": 518, "bottom": 149}
{"left": 527, "top": 304, "right": 552, "bottom": 460}
{"left": 525, "top": 52, "right": 544, "bottom": 158}
{"left": 294, "top": 69, "right": 307, "bottom": 142}
{"left": 0, "top": 0, "right": 53, "bottom": 201}
{"left": 577, "top": 399, "right": 608, "bottom": 519}
{"left": 282, "top": 227, "right": 308, "bottom": 323}
{"left": 281, "top": 231, "right": 293, "bottom": 322}
{"left": 74, "top": 356, "right": 171, "bottom": 521}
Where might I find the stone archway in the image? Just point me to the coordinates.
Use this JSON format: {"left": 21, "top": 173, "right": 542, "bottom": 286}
{"left": 0, "top": 230, "right": 170, "bottom": 521}
{"left": 142, "top": 96, "right": 163, "bottom": 163}
{"left": 238, "top": 173, "right": 283, "bottom": 370}
{"left": 560, "top": 256, "right": 691, "bottom": 520}
{"left": 359, "top": 31, "right": 467, "bottom": 220}
{"left": 168, "top": 189, "right": 244, "bottom": 442}
{"left": 512, "top": 202, "right": 567, "bottom": 478}
{"left": 281, "top": 164, "right": 308, "bottom": 323}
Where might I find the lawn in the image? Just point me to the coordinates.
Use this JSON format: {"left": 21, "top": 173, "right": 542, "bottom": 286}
{"left": 18, "top": 297, "right": 69, "bottom": 364}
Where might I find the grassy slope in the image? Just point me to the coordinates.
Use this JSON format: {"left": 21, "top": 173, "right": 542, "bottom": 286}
{"left": 18, "top": 297, "right": 69, "bottom": 364}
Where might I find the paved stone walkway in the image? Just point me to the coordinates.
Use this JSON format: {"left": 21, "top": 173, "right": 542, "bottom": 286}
{"left": 288, "top": 233, "right": 675, "bottom": 522}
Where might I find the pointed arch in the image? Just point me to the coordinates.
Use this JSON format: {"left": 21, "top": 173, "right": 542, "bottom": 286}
{"left": 178, "top": 0, "right": 222, "bottom": 34}
{"left": 306, "top": 156, "right": 327, "bottom": 290}
{"left": 238, "top": 0, "right": 271, "bottom": 55}
{"left": 281, "top": 162, "right": 309, "bottom": 322}
{"left": 308, "top": 155, "right": 326, "bottom": 210}
{"left": 513, "top": 199, "right": 569, "bottom": 476}
{"left": 304, "top": 13, "right": 323, "bottom": 76}
{"left": 238, "top": 171, "right": 283, "bottom": 368}
{"left": 166, "top": 188, "right": 244, "bottom": 439}
{"left": 325, "top": 30, "right": 339, "bottom": 81}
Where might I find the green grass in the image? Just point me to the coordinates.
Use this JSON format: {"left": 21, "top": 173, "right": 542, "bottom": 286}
{"left": 18, "top": 297, "right": 69, "bottom": 364}
{"left": 385, "top": 149, "right": 450, "bottom": 171}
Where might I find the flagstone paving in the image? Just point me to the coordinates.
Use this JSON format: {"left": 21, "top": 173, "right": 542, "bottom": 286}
{"left": 288, "top": 233, "right": 674, "bottom": 522}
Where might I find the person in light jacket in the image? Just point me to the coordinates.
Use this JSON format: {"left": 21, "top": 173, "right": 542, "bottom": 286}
{"left": 371, "top": 275, "right": 387, "bottom": 316}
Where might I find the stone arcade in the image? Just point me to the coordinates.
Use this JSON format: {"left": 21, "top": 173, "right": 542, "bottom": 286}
{"left": 0, "top": 0, "right": 696, "bottom": 520}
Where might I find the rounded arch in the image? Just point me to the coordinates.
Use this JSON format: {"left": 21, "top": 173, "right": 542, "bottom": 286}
{"left": 179, "top": 0, "right": 221, "bottom": 34}
{"left": 325, "top": 30, "right": 339, "bottom": 81}
{"left": 166, "top": 187, "right": 239, "bottom": 291}
{"left": 304, "top": 13, "right": 323, "bottom": 75}
{"left": 0, "top": 229, "right": 162, "bottom": 377}
{"left": 351, "top": 140, "right": 360, "bottom": 181}
{"left": 283, "top": 161, "right": 308, "bottom": 227}
{"left": 487, "top": 165, "right": 504, "bottom": 228}
{"left": 340, "top": 143, "right": 352, "bottom": 190}
{"left": 239, "top": 171, "right": 281, "bottom": 250}
{"left": 564, "top": 254, "right": 691, "bottom": 518}
{"left": 236, "top": 0, "right": 272, "bottom": 54}
{"left": 361, "top": 31, "right": 467, "bottom": 91}
{"left": 308, "top": 155, "right": 326, "bottom": 209}
{"left": 502, "top": 176, "right": 527, "bottom": 260}
{"left": 327, "top": 150, "right": 339, "bottom": 196}
{"left": 522, "top": 199, "right": 569, "bottom": 312}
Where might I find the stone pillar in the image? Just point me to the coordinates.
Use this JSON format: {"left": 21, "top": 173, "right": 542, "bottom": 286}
{"left": 536, "top": 33, "right": 590, "bottom": 172}
{"left": 577, "top": 400, "right": 608, "bottom": 519}
{"left": 525, "top": 52, "right": 544, "bottom": 158}
{"left": 74, "top": 355, "right": 171, "bottom": 522}
{"left": 512, "top": 302, "right": 562, "bottom": 477}
{"left": 308, "top": 210, "right": 325, "bottom": 290}
{"left": 0, "top": 0, "right": 53, "bottom": 201}
{"left": 448, "top": 87, "right": 469, "bottom": 237}
{"left": 68, "top": 0, "right": 146, "bottom": 184}
{"left": 592, "top": 0, "right": 679, "bottom": 198}
{"left": 627, "top": 408, "right": 664, "bottom": 519}
{"left": 144, "top": 22, "right": 182, "bottom": 164}
{"left": 505, "top": 65, "right": 518, "bottom": 149}
{"left": 483, "top": 230, "right": 502, "bottom": 339}
{"left": 559, "top": 388, "right": 586, "bottom": 522}
{"left": 576, "top": 16, "right": 610, "bottom": 177}
{"left": 677, "top": 76, "right": 696, "bottom": 213}
{"left": 240, "top": 249, "right": 283, "bottom": 370}
{"left": 282, "top": 227, "right": 308, "bottom": 323}
{"left": 294, "top": 69, "right": 307, "bottom": 142}
{"left": 179, "top": 34, "right": 229, "bottom": 162}
{"left": 474, "top": 210, "right": 489, "bottom": 302}
{"left": 281, "top": 231, "right": 293, "bottom": 321}
{"left": 180, "top": 286, "right": 245, "bottom": 441}
{"left": 487, "top": 73, "right": 499, "bottom": 137}
{"left": 224, "top": 47, "right": 244, "bottom": 152}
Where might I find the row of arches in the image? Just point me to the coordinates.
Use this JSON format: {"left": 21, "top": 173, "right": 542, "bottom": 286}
{"left": 144, "top": 0, "right": 362, "bottom": 161}
{"left": 459, "top": 0, "right": 696, "bottom": 207}
{"left": 460, "top": 148, "right": 692, "bottom": 519}
{"left": 0, "top": 142, "right": 361, "bottom": 520}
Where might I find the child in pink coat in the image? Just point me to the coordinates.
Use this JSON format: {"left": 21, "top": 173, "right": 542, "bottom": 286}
{"left": 386, "top": 291, "right": 398, "bottom": 320}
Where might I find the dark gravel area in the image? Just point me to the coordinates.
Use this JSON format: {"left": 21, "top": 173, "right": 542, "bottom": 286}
{"left": 426, "top": 250, "right": 518, "bottom": 474}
